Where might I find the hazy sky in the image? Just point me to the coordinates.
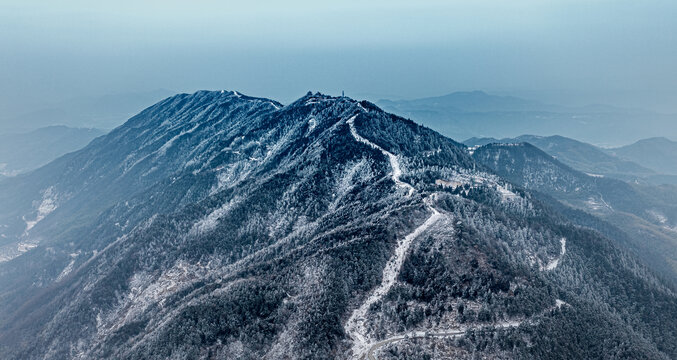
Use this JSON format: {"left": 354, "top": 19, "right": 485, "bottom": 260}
{"left": 1, "top": 0, "right": 676, "bottom": 114}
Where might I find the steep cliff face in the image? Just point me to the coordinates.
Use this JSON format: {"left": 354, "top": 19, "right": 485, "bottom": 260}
{"left": 0, "top": 91, "right": 675, "bottom": 359}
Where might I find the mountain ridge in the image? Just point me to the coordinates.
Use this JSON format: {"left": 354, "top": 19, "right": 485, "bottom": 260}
{"left": 471, "top": 142, "right": 677, "bottom": 286}
{"left": 608, "top": 137, "right": 677, "bottom": 175}
{"left": 0, "top": 90, "right": 675, "bottom": 359}
{"left": 464, "top": 134, "right": 661, "bottom": 182}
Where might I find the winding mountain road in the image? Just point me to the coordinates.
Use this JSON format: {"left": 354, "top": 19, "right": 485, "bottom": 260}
{"left": 345, "top": 112, "right": 443, "bottom": 357}
{"left": 364, "top": 330, "right": 463, "bottom": 360}
{"left": 347, "top": 115, "right": 415, "bottom": 197}
{"left": 363, "top": 321, "right": 522, "bottom": 360}
{"left": 344, "top": 110, "right": 567, "bottom": 360}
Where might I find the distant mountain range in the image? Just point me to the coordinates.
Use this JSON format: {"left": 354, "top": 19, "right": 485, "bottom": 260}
{"left": 378, "top": 91, "right": 677, "bottom": 146}
{"left": 0, "top": 91, "right": 676, "bottom": 359}
{"left": 0, "top": 89, "right": 174, "bottom": 134}
{"left": 464, "top": 134, "right": 677, "bottom": 185}
{"left": 0, "top": 126, "right": 106, "bottom": 177}
{"left": 609, "top": 137, "right": 677, "bottom": 175}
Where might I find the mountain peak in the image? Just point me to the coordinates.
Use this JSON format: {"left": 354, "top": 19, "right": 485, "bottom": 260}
{"left": 635, "top": 136, "right": 675, "bottom": 144}
{"left": 292, "top": 91, "right": 343, "bottom": 105}
{"left": 179, "top": 89, "right": 284, "bottom": 107}
{"left": 283, "top": 91, "right": 383, "bottom": 118}
{"left": 1, "top": 89, "right": 677, "bottom": 360}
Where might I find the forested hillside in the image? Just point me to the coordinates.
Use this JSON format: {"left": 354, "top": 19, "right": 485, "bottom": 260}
{"left": 464, "top": 135, "right": 659, "bottom": 181}
{"left": 0, "top": 91, "right": 675, "bottom": 359}
{"left": 472, "top": 143, "right": 677, "bottom": 287}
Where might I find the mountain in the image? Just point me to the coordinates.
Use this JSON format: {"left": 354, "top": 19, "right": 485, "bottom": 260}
{"left": 0, "top": 126, "right": 106, "bottom": 177}
{"left": 0, "top": 89, "right": 174, "bottom": 133}
{"left": 0, "top": 91, "right": 676, "bottom": 359}
{"left": 378, "top": 91, "right": 677, "bottom": 146}
{"left": 471, "top": 142, "right": 677, "bottom": 286}
{"left": 464, "top": 135, "right": 670, "bottom": 184}
{"left": 608, "top": 137, "right": 677, "bottom": 175}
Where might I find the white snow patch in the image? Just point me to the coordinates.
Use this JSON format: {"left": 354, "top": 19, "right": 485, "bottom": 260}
{"left": 433, "top": 171, "right": 526, "bottom": 205}
{"left": 586, "top": 195, "right": 613, "bottom": 212}
{"left": 496, "top": 320, "right": 522, "bottom": 328}
{"left": 422, "top": 147, "right": 442, "bottom": 157}
{"left": 647, "top": 210, "right": 668, "bottom": 224}
{"left": 304, "top": 97, "right": 322, "bottom": 105}
{"left": 156, "top": 123, "right": 201, "bottom": 156}
{"left": 646, "top": 210, "right": 677, "bottom": 232}
{"left": 23, "top": 186, "right": 58, "bottom": 234}
{"left": 56, "top": 252, "right": 80, "bottom": 282}
{"left": 17, "top": 241, "right": 38, "bottom": 253}
{"left": 0, "top": 163, "right": 20, "bottom": 177}
{"left": 467, "top": 145, "right": 479, "bottom": 155}
{"left": 435, "top": 179, "right": 464, "bottom": 190}
{"left": 328, "top": 159, "right": 374, "bottom": 212}
{"left": 542, "top": 238, "right": 566, "bottom": 271}
{"left": 97, "top": 259, "right": 216, "bottom": 338}
{"left": 555, "top": 299, "right": 567, "bottom": 308}
{"left": 210, "top": 161, "right": 257, "bottom": 195}
{"left": 190, "top": 197, "right": 243, "bottom": 235}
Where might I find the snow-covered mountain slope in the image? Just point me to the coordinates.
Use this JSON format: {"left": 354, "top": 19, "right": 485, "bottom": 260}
{"left": 472, "top": 142, "right": 677, "bottom": 286}
{"left": 464, "top": 134, "right": 660, "bottom": 183}
{"left": 0, "top": 91, "right": 676, "bottom": 359}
